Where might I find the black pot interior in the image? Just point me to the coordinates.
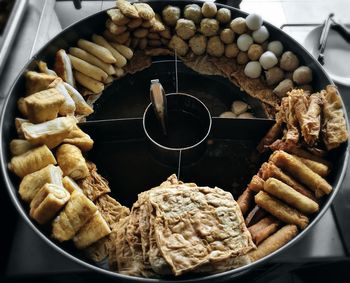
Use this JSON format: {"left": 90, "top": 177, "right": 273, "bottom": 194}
{"left": 1, "top": 1, "right": 348, "bottom": 281}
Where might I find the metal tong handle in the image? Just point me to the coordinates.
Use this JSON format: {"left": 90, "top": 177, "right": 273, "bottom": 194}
{"left": 318, "top": 13, "right": 334, "bottom": 65}
{"left": 150, "top": 79, "right": 167, "bottom": 135}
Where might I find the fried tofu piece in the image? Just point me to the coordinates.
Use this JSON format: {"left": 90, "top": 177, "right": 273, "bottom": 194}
{"left": 62, "top": 176, "right": 83, "bottom": 194}
{"left": 30, "top": 183, "right": 70, "bottom": 224}
{"left": 10, "top": 139, "right": 34, "bottom": 156}
{"left": 23, "top": 88, "right": 65, "bottom": 123}
{"left": 17, "top": 98, "right": 28, "bottom": 117}
{"left": 8, "top": 145, "right": 57, "bottom": 178}
{"left": 62, "top": 125, "right": 94, "bottom": 151}
{"left": 52, "top": 191, "right": 97, "bottom": 241}
{"left": 48, "top": 78, "right": 76, "bottom": 115}
{"left": 25, "top": 71, "right": 57, "bottom": 95}
{"left": 15, "top": 118, "right": 28, "bottom": 138}
{"left": 37, "top": 60, "right": 57, "bottom": 76}
{"left": 19, "top": 164, "right": 62, "bottom": 202}
{"left": 117, "top": 0, "right": 139, "bottom": 18}
{"left": 56, "top": 144, "right": 89, "bottom": 180}
{"left": 77, "top": 161, "right": 111, "bottom": 201}
{"left": 107, "top": 8, "right": 130, "bottom": 25}
{"left": 21, "top": 116, "right": 77, "bottom": 149}
{"left": 63, "top": 82, "right": 94, "bottom": 116}
{"left": 73, "top": 211, "right": 111, "bottom": 249}
{"left": 54, "top": 49, "right": 75, "bottom": 87}
{"left": 134, "top": 3, "right": 155, "bottom": 20}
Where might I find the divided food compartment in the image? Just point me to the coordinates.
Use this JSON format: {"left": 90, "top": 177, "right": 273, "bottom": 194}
{"left": 0, "top": 1, "right": 348, "bottom": 281}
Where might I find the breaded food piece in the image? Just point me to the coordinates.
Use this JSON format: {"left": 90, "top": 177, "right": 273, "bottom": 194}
{"left": 10, "top": 139, "right": 34, "bottom": 156}
{"left": 255, "top": 191, "right": 309, "bottom": 229}
{"left": 54, "top": 49, "right": 75, "bottom": 87}
{"left": 116, "top": 0, "right": 139, "bottom": 18}
{"left": 220, "top": 28, "right": 235, "bottom": 44}
{"left": 162, "top": 5, "right": 180, "bottom": 26}
{"left": 230, "top": 17, "right": 248, "bottom": 34}
{"left": 249, "top": 225, "right": 298, "bottom": 261}
{"left": 106, "top": 19, "right": 127, "bottom": 35}
{"left": 149, "top": 14, "right": 165, "bottom": 32}
{"left": 201, "top": 2, "right": 217, "bottom": 18}
{"left": 295, "top": 155, "right": 330, "bottom": 177}
{"left": 134, "top": 3, "right": 155, "bottom": 20}
{"left": 168, "top": 35, "right": 189, "bottom": 56}
{"left": 25, "top": 71, "right": 57, "bottom": 95}
{"left": 264, "top": 178, "right": 319, "bottom": 215}
{"left": 73, "top": 211, "right": 111, "bottom": 249}
{"left": 62, "top": 124, "right": 94, "bottom": 151}
{"left": 48, "top": 78, "right": 76, "bottom": 116}
{"left": 269, "top": 150, "right": 332, "bottom": 197}
{"left": 57, "top": 144, "right": 89, "bottom": 180}
{"left": 207, "top": 36, "right": 225, "bottom": 57}
{"left": 248, "top": 216, "right": 280, "bottom": 245}
{"left": 237, "top": 188, "right": 255, "bottom": 216}
{"left": 22, "top": 116, "right": 77, "bottom": 149}
{"left": 184, "top": 4, "right": 202, "bottom": 24}
{"left": 200, "top": 18, "right": 219, "bottom": 37}
{"left": 30, "top": 184, "right": 70, "bottom": 224}
{"left": 8, "top": 145, "right": 56, "bottom": 178}
{"left": 23, "top": 88, "right": 65, "bottom": 123}
{"left": 107, "top": 8, "right": 130, "bottom": 25}
{"left": 62, "top": 176, "right": 83, "bottom": 194}
{"left": 77, "top": 161, "right": 111, "bottom": 201}
{"left": 175, "top": 19, "right": 196, "bottom": 40}
{"left": 189, "top": 34, "right": 207, "bottom": 56}
{"left": 216, "top": 7, "right": 231, "bottom": 24}
{"left": 52, "top": 191, "right": 97, "bottom": 241}
{"left": 19, "top": 164, "right": 62, "bottom": 202}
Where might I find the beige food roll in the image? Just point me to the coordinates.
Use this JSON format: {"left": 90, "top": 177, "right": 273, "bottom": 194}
{"left": 68, "top": 54, "right": 108, "bottom": 82}
{"left": 247, "top": 175, "right": 265, "bottom": 193}
{"left": 15, "top": 118, "right": 28, "bottom": 138}
{"left": 258, "top": 162, "right": 316, "bottom": 201}
{"left": 54, "top": 49, "right": 75, "bottom": 87}
{"left": 10, "top": 139, "right": 34, "bottom": 156}
{"left": 237, "top": 188, "right": 255, "bottom": 216}
{"left": 116, "top": 0, "right": 139, "bottom": 18}
{"left": 255, "top": 191, "right": 309, "bottom": 229}
{"left": 21, "top": 116, "right": 77, "bottom": 149}
{"left": 23, "top": 88, "right": 65, "bottom": 123}
{"left": 77, "top": 39, "right": 116, "bottom": 64}
{"left": 74, "top": 70, "right": 104, "bottom": 94}
{"left": 269, "top": 150, "right": 332, "bottom": 197}
{"left": 62, "top": 176, "right": 83, "bottom": 194}
{"left": 249, "top": 225, "right": 298, "bottom": 261}
{"left": 19, "top": 164, "right": 62, "bottom": 202}
{"left": 264, "top": 178, "right": 319, "bottom": 215}
{"left": 73, "top": 211, "right": 111, "bottom": 249}
{"left": 56, "top": 144, "right": 89, "bottom": 180}
{"left": 52, "top": 190, "right": 97, "bottom": 241}
{"left": 8, "top": 145, "right": 57, "bottom": 178}
{"left": 109, "top": 42, "right": 133, "bottom": 60}
{"left": 107, "top": 8, "right": 130, "bottom": 25}
{"left": 294, "top": 155, "right": 330, "bottom": 177}
{"left": 68, "top": 47, "right": 115, "bottom": 75}
{"left": 30, "top": 183, "right": 70, "bottom": 224}
{"left": 91, "top": 34, "right": 127, "bottom": 68}
{"left": 106, "top": 19, "right": 127, "bottom": 35}
{"left": 248, "top": 216, "right": 280, "bottom": 245}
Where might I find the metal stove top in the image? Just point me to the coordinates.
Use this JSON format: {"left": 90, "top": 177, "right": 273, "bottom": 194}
{"left": 2, "top": 0, "right": 350, "bottom": 281}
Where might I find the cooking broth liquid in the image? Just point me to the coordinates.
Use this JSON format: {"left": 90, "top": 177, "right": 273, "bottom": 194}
{"left": 149, "top": 110, "right": 207, "bottom": 148}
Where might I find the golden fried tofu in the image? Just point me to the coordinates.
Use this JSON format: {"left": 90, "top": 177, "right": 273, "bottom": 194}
{"left": 19, "top": 164, "right": 62, "bottom": 202}
{"left": 23, "top": 88, "right": 65, "bottom": 123}
{"left": 10, "top": 139, "right": 34, "bottom": 156}
{"left": 8, "top": 145, "right": 57, "bottom": 178}
{"left": 48, "top": 78, "right": 76, "bottom": 116}
{"left": 62, "top": 176, "right": 83, "bottom": 194}
{"left": 52, "top": 191, "right": 97, "bottom": 242}
{"left": 54, "top": 49, "right": 75, "bottom": 87}
{"left": 73, "top": 211, "right": 111, "bottom": 249}
{"left": 15, "top": 118, "right": 28, "bottom": 138}
{"left": 30, "top": 183, "right": 70, "bottom": 224}
{"left": 25, "top": 71, "right": 57, "bottom": 95}
{"left": 62, "top": 125, "right": 94, "bottom": 151}
{"left": 56, "top": 144, "right": 89, "bottom": 180}
{"left": 21, "top": 116, "right": 77, "bottom": 149}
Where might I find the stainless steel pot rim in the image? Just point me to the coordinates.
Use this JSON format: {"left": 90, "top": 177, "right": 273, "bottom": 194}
{"left": 0, "top": 1, "right": 349, "bottom": 281}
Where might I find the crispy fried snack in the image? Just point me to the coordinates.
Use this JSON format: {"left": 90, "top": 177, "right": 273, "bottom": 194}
{"left": 52, "top": 191, "right": 97, "bottom": 241}
{"left": 68, "top": 54, "right": 108, "bottom": 82}
{"left": 249, "top": 225, "right": 298, "bottom": 261}
{"left": 269, "top": 150, "right": 332, "bottom": 197}
{"left": 73, "top": 211, "right": 111, "bottom": 249}
{"left": 23, "top": 88, "right": 65, "bottom": 123}
{"left": 264, "top": 178, "right": 319, "bottom": 215}
{"left": 74, "top": 70, "right": 104, "bottom": 94}
{"left": 19, "top": 164, "right": 62, "bottom": 202}
{"left": 257, "top": 123, "right": 283, "bottom": 153}
{"left": 247, "top": 175, "right": 265, "bottom": 193}
{"left": 62, "top": 124, "right": 94, "bottom": 151}
{"left": 248, "top": 216, "right": 280, "bottom": 245}
{"left": 25, "top": 71, "right": 57, "bottom": 95}
{"left": 30, "top": 183, "right": 70, "bottom": 224}
{"left": 17, "top": 98, "right": 28, "bottom": 116}
{"left": 322, "top": 85, "right": 348, "bottom": 150}
{"left": 54, "top": 49, "right": 75, "bottom": 87}
{"left": 62, "top": 176, "right": 83, "bottom": 194}
{"left": 258, "top": 162, "right": 316, "bottom": 201}
{"left": 37, "top": 60, "right": 57, "bottom": 76}
{"left": 10, "top": 139, "right": 34, "bottom": 156}
{"left": 134, "top": 3, "right": 155, "bottom": 20}
{"left": 56, "top": 144, "right": 89, "bottom": 180}
{"left": 15, "top": 118, "right": 28, "bottom": 138}
{"left": 107, "top": 8, "right": 130, "bottom": 25}
{"left": 237, "top": 188, "right": 255, "bottom": 216}
{"left": 77, "top": 161, "right": 111, "bottom": 201}
{"left": 117, "top": 0, "right": 139, "bottom": 18}
{"left": 48, "top": 78, "right": 76, "bottom": 116}
{"left": 8, "top": 145, "right": 56, "bottom": 178}
{"left": 294, "top": 155, "right": 330, "bottom": 177}
{"left": 255, "top": 191, "right": 309, "bottom": 230}
{"left": 63, "top": 82, "right": 94, "bottom": 116}
{"left": 245, "top": 205, "right": 267, "bottom": 227}
{"left": 21, "top": 116, "right": 77, "bottom": 149}
{"left": 77, "top": 39, "right": 116, "bottom": 64}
